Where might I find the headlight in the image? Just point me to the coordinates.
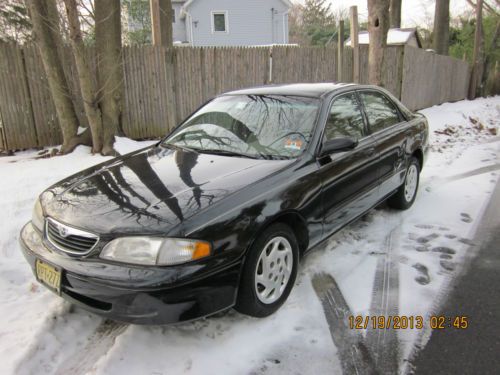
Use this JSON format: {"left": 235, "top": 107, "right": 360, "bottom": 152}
{"left": 100, "top": 237, "right": 211, "bottom": 266}
{"left": 32, "top": 199, "right": 44, "bottom": 231}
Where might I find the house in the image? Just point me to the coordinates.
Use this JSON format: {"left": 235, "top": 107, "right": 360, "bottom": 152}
{"left": 345, "top": 28, "right": 423, "bottom": 48}
{"left": 172, "top": 0, "right": 292, "bottom": 46}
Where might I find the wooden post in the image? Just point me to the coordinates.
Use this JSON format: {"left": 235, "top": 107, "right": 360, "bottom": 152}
{"left": 150, "top": 0, "right": 173, "bottom": 47}
{"left": 350, "top": 6, "right": 360, "bottom": 83}
{"left": 338, "top": 20, "right": 344, "bottom": 82}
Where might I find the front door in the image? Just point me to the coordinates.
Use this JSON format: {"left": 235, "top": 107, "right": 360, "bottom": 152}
{"left": 319, "top": 92, "right": 380, "bottom": 237}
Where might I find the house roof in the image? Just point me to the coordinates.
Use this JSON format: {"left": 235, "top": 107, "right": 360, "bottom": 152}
{"left": 345, "top": 28, "right": 422, "bottom": 48}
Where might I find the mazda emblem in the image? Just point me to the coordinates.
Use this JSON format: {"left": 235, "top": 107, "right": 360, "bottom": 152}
{"left": 58, "top": 225, "right": 69, "bottom": 238}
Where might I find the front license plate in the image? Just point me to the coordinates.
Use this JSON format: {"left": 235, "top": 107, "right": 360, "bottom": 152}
{"left": 35, "top": 259, "right": 61, "bottom": 294}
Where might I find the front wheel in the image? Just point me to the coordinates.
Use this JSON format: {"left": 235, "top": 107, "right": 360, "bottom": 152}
{"left": 235, "top": 223, "right": 299, "bottom": 317}
{"left": 388, "top": 156, "right": 420, "bottom": 210}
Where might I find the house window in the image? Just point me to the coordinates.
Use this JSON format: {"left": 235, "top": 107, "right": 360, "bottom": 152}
{"left": 212, "top": 11, "right": 228, "bottom": 33}
{"left": 172, "top": 9, "right": 175, "bottom": 23}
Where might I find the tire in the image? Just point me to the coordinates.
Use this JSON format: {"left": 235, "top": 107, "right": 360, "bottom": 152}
{"left": 388, "top": 156, "right": 420, "bottom": 210}
{"left": 235, "top": 223, "right": 299, "bottom": 317}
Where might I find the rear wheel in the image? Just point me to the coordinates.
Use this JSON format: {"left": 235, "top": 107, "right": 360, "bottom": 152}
{"left": 235, "top": 223, "right": 299, "bottom": 317}
{"left": 388, "top": 156, "right": 420, "bottom": 210}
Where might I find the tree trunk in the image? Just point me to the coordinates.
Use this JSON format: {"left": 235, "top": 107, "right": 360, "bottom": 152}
{"left": 63, "top": 0, "right": 104, "bottom": 154}
{"left": 482, "top": 19, "right": 499, "bottom": 96}
{"left": 468, "top": 0, "right": 484, "bottom": 99}
{"left": 26, "top": 0, "right": 83, "bottom": 154}
{"left": 150, "top": 0, "right": 173, "bottom": 47}
{"left": 95, "top": 0, "right": 123, "bottom": 156}
{"left": 389, "top": 0, "right": 402, "bottom": 28}
{"left": 367, "top": 0, "right": 390, "bottom": 86}
{"left": 433, "top": 0, "right": 450, "bottom": 55}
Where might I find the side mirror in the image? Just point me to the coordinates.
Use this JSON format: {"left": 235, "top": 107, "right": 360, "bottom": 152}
{"left": 319, "top": 137, "right": 358, "bottom": 157}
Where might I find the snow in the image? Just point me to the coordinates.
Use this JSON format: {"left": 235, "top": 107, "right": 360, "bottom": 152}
{"left": 0, "top": 97, "right": 499, "bottom": 374}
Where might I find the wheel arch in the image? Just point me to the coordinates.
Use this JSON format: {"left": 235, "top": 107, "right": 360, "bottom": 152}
{"left": 249, "top": 210, "right": 310, "bottom": 259}
{"left": 412, "top": 148, "right": 424, "bottom": 169}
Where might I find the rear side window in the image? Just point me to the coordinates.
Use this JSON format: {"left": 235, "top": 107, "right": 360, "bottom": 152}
{"left": 360, "top": 91, "right": 401, "bottom": 133}
{"left": 324, "top": 93, "right": 365, "bottom": 140}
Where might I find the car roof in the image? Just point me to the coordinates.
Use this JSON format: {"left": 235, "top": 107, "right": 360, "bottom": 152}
{"left": 222, "top": 82, "right": 357, "bottom": 98}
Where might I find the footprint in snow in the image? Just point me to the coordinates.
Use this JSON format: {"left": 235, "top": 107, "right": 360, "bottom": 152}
{"left": 416, "top": 233, "right": 440, "bottom": 244}
{"left": 440, "top": 260, "right": 456, "bottom": 272}
{"left": 458, "top": 238, "right": 475, "bottom": 246}
{"left": 415, "top": 224, "right": 434, "bottom": 229}
{"left": 432, "top": 246, "right": 456, "bottom": 255}
{"left": 413, "top": 263, "right": 431, "bottom": 285}
{"left": 460, "top": 213, "right": 473, "bottom": 223}
{"left": 445, "top": 234, "right": 457, "bottom": 239}
{"left": 415, "top": 245, "right": 430, "bottom": 252}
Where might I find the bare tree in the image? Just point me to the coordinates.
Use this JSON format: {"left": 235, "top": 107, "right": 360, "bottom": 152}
{"left": 469, "top": 0, "right": 485, "bottom": 98}
{"left": 433, "top": 0, "right": 450, "bottom": 55}
{"left": 95, "top": 0, "right": 123, "bottom": 155}
{"left": 26, "top": 0, "right": 86, "bottom": 153}
{"left": 150, "top": 0, "right": 173, "bottom": 47}
{"left": 390, "top": 0, "right": 402, "bottom": 28}
{"left": 63, "top": 0, "right": 103, "bottom": 153}
{"left": 367, "top": 0, "right": 390, "bottom": 85}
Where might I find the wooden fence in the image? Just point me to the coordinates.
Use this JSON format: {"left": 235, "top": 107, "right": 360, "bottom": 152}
{"left": 400, "top": 46, "right": 470, "bottom": 111}
{"left": 0, "top": 42, "right": 470, "bottom": 151}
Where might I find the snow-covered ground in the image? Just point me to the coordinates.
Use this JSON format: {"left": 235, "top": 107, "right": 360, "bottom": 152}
{"left": 0, "top": 97, "right": 499, "bottom": 375}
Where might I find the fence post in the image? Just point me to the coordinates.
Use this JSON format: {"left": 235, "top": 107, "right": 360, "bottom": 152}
{"left": 338, "top": 20, "right": 344, "bottom": 82}
{"left": 350, "top": 6, "right": 360, "bottom": 83}
{"left": 268, "top": 47, "right": 273, "bottom": 84}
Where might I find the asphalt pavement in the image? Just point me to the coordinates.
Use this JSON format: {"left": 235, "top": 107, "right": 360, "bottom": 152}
{"left": 412, "top": 178, "right": 500, "bottom": 374}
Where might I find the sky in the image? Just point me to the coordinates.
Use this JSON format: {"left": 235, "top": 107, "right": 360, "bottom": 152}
{"left": 294, "top": 0, "right": 472, "bottom": 28}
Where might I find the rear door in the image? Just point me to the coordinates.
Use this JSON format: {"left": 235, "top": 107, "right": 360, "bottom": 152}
{"left": 319, "top": 92, "right": 380, "bottom": 237}
{"left": 358, "top": 90, "right": 409, "bottom": 199}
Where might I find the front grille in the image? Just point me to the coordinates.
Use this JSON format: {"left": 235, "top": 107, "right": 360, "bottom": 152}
{"left": 46, "top": 218, "right": 99, "bottom": 255}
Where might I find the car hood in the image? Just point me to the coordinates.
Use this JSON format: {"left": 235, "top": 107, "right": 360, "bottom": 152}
{"left": 41, "top": 146, "right": 291, "bottom": 235}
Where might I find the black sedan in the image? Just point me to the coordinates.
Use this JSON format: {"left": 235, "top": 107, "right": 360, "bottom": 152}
{"left": 20, "top": 83, "right": 428, "bottom": 324}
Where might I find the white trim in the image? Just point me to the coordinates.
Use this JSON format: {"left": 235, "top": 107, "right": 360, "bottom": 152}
{"left": 180, "top": 0, "right": 194, "bottom": 19}
{"left": 211, "top": 10, "right": 229, "bottom": 34}
{"left": 188, "top": 13, "right": 195, "bottom": 45}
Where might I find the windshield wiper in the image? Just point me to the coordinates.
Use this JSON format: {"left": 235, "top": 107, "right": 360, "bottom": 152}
{"left": 196, "top": 149, "right": 260, "bottom": 159}
{"left": 160, "top": 143, "right": 197, "bottom": 153}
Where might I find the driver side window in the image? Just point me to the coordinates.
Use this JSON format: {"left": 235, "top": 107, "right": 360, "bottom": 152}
{"left": 324, "top": 93, "right": 365, "bottom": 141}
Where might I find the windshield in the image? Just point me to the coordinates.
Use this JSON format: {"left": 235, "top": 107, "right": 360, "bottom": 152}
{"left": 163, "top": 95, "right": 320, "bottom": 159}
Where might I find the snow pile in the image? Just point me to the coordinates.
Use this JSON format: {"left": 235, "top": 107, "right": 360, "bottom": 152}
{"left": 0, "top": 96, "right": 498, "bottom": 374}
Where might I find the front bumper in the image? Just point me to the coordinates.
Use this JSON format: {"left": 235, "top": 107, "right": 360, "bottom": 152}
{"left": 19, "top": 222, "right": 241, "bottom": 325}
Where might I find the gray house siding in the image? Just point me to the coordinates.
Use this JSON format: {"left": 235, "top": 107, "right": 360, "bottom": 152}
{"left": 183, "top": 0, "right": 289, "bottom": 46}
